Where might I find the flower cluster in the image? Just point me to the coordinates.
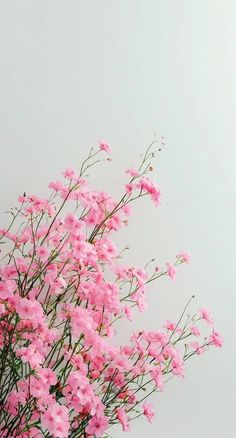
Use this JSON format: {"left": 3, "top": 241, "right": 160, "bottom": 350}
{"left": 0, "top": 143, "right": 222, "bottom": 437}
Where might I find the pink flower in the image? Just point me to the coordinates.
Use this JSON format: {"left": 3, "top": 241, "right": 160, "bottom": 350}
{"left": 116, "top": 407, "right": 131, "bottom": 432}
{"left": 48, "top": 181, "right": 63, "bottom": 192}
{"left": 6, "top": 390, "right": 26, "bottom": 415}
{"left": 0, "top": 280, "right": 16, "bottom": 299}
{"left": 190, "top": 342, "right": 205, "bottom": 355}
{"left": 37, "top": 368, "right": 57, "bottom": 386}
{"left": 124, "top": 306, "right": 133, "bottom": 321}
{"left": 177, "top": 251, "right": 191, "bottom": 264}
{"left": 209, "top": 330, "right": 224, "bottom": 348}
{"left": 86, "top": 414, "right": 109, "bottom": 437}
{"left": 125, "top": 183, "right": 134, "bottom": 194}
{"left": 63, "top": 167, "right": 76, "bottom": 180}
{"left": 150, "top": 367, "right": 164, "bottom": 391}
{"left": 172, "top": 356, "right": 185, "bottom": 376}
{"left": 41, "top": 403, "right": 69, "bottom": 438}
{"left": 51, "top": 276, "right": 66, "bottom": 295}
{"left": 191, "top": 326, "right": 200, "bottom": 336}
{"left": 99, "top": 141, "right": 111, "bottom": 153}
{"left": 166, "top": 263, "right": 177, "bottom": 280}
{"left": 16, "top": 298, "right": 44, "bottom": 321}
{"left": 143, "top": 402, "right": 155, "bottom": 423}
{"left": 136, "top": 291, "right": 147, "bottom": 312}
{"left": 16, "top": 345, "right": 44, "bottom": 368}
{"left": 199, "top": 308, "right": 214, "bottom": 325}
{"left": 164, "top": 320, "right": 176, "bottom": 331}
{"left": 126, "top": 167, "right": 140, "bottom": 177}
{"left": 18, "top": 194, "right": 27, "bottom": 203}
{"left": 36, "top": 246, "right": 49, "bottom": 262}
{"left": 15, "top": 257, "right": 28, "bottom": 273}
{"left": 137, "top": 177, "right": 161, "bottom": 206}
{"left": 64, "top": 213, "right": 83, "bottom": 234}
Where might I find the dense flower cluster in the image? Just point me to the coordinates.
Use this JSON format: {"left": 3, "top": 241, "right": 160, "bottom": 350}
{"left": 0, "top": 143, "right": 222, "bottom": 437}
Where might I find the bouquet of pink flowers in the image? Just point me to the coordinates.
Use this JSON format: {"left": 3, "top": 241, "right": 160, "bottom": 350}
{"left": 0, "top": 142, "right": 222, "bottom": 438}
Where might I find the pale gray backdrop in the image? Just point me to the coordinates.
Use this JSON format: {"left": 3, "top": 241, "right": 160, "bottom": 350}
{"left": 0, "top": 1, "right": 235, "bottom": 437}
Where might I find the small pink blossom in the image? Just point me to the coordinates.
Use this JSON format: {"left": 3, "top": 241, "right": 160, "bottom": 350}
{"left": 143, "top": 402, "right": 155, "bottom": 423}
{"left": 150, "top": 367, "right": 164, "bottom": 391}
{"left": 99, "top": 141, "right": 111, "bottom": 153}
{"left": 171, "top": 356, "right": 184, "bottom": 376}
{"left": 0, "top": 280, "right": 16, "bottom": 299}
{"left": 124, "top": 306, "right": 133, "bottom": 321}
{"left": 16, "top": 298, "right": 43, "bottom": 321}
{"left": 116, "top": 407, "right": 131, "bottom": 432}
{"left": 199, "top": 308, "right": 214, "bottom": 325}
{"left": 137, "top": 177, "right": 161, "bottom": 206}
{"left": 125, "top": 183, "right": 134, "bottom": 194}
{"left": 41, "top": 403, "right": 69, "bottom": 438}
{"left": 126, "top": 167, "right": 140, "bottom": 177}
{"left": 190, "top": 342, "right": 205, "bottom": 355}
{"left": 177, "top": 251, "right": 191, "bottom": 263}
{"left": 63, "top": 167, "right": 76, "bottom": 180}
{"left": 191, "top": 326, "right": 200, "bottom": 336}
{"left": 86, "top": 414, "right": 109, "bottom": 437}
{"left": 209, "top": 330, "right": 224, "bottom": 348}
{"left": 48, "top": 181, "right": 63, "bottom": 191}
{"left": 36, "top": 246, "right": 49, "bottom": 262}
{"left": 37, "top": 368, "right": 57, "bottom": 386}
{"left": 16, "top": 345, "right": 44, "bottom": 368}
{"left": 166, "top": 263, "right": 177, "bottom": 280}
{"left": 18, "top": 194, "right": 27, "bottom": 203}
{"left": 164, "top": 320, "right": 176, "bottom": 331}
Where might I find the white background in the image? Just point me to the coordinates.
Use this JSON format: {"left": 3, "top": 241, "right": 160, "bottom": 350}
{"left": 0, "top": 1, "right": 235, "bottom": 437}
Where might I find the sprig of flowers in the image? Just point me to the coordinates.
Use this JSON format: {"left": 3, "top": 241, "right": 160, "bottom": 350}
{"left": 0, "top": 140, "right": 222, "bottom": 438}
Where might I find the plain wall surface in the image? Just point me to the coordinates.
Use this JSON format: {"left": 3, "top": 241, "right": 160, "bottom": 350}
{"left": 0, "top": 1, "right": 235, "bottom": 437}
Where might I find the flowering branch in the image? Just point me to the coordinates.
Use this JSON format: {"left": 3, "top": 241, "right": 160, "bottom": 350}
{"left": 0, "top": 140, "right": 222, "bottom": 438}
